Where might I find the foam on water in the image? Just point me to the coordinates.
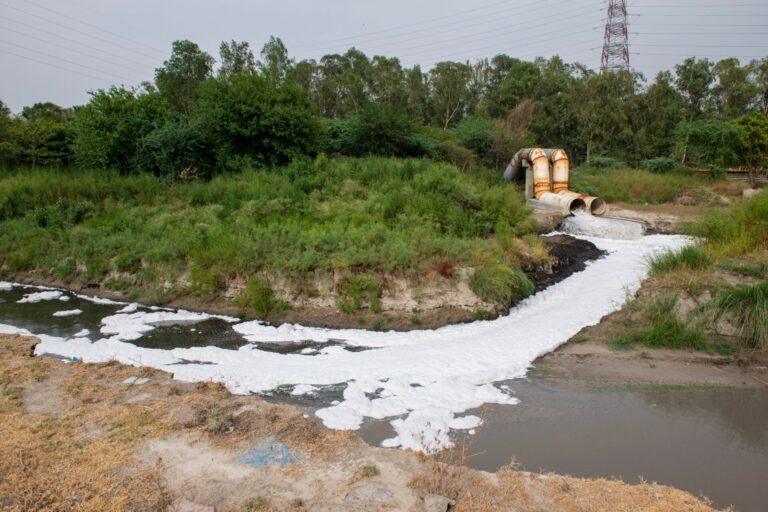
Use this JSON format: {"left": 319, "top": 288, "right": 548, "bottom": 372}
{"left": 2, "top": 234, "right": 690, "bottom": 452}
{"left": 560, "top": 210, "right": 646, "bottom": 240}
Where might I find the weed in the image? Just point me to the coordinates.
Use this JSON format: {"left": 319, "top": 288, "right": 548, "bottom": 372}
{"left": 372, "top": 317, "right": 385, "bottom": 331}
{"left": 237, "top": 278, "right": 288, "bottom": 318}
{"left": 473, "top": 308, "right": 494, "bottom": 321}
{"left": 650, "top": 245, "right": 711, "bottom": 276}
{"left": 469, "top": 263, "right": 533, "bottom": 305}
{"left": 350, "top": 464, "right": 380, "bottom": 483}
{"left": 717, "top": 260, "right": 767, "bottom": 279}
{"left": 336, "top": 275, "right": 381, "bottom": 313}
{"left": 713, "top": 281, "right": 768, "bottom": 350}
{"left": 571, "top": 166, "right": 707, "bottom": 204}
{"left": 572, "top": 334, "right": 589, "bottom": 344}
{"left": 410, "top": 314, "right": 422, "bottom": 326}
{"left": 241, "top": 497, "right": 270, "bottom": 511}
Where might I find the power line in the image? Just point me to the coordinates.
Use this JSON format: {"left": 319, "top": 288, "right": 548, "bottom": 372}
{"left": 0, "top": 15, "right": 158, "bottom": 69}
{"left": 21, "top": 0, "right": 167, "bottom": 55}
{"left": 0, "top": 2, "right": 163, "bottom": 61}
{"left": 0, "top": 25, "right": 152, "bottom": 75}
{"left": 0, "top": 40, "right": 135, "bottom": 81}
{"left": 0, "top": 48, "right": 114, "bottom": 83}
{"left": 632, "top": 51, "right": 767, "bottom": 58}
{"left": 290, "top": 0, "right": 517, "bottom": 49}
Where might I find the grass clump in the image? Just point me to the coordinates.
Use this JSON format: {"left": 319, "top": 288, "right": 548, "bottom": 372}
{"left": 236, "top": 278, "right": 288, "bottom": 318}
{"left": 335, "top": 275, "right": 381, "bottom": 313}
{"left": 469, "top": 263, "right": 534, "bottom": 305}
{"left": 241, "top": 497, "right": 270, "bottom": 511}
{"left": 713, "top": 281, "right": 768, "bottom": 350}
{"left": 350, "top": 464, "right": 380, "bottom": 483}
{"left": 649, "top": 245, "right": 711, "bottom": 276}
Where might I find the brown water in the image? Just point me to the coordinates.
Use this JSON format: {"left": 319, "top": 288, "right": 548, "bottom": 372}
{"left": 358, "top": 379, "right": 768, "bottom": 512}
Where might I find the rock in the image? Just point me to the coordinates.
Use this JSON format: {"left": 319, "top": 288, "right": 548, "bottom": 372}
{"left": 423, "top": 493, "right": 455, "bottom": 512}
{"left": 169, "top": 497, "right": 215, "bottom": 512}
{"left": 344, "top": 483, "right": 397, "bottom": 509}
{"left": 743, "top": 188, "right": 761, "bottom": 199}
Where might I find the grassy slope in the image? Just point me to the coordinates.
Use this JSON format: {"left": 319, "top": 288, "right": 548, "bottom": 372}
{"left": 0, "top": 157, "right": 544, "bottom": 317}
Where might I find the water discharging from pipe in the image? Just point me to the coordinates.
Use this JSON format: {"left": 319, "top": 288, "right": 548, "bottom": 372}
{"left": 560, "top": 210, "right": 646, "bottom": 240}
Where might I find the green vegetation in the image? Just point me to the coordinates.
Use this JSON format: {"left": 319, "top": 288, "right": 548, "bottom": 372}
{"left": 469, "top": 262, "right": 534, "bottom": 306}
{"left": 714, "top": 282, "right": 768, "bottom": 351}
{"left": 0, "top": 158, "right": 538, "bottom": 312}
{"left": 236, "top": 278, "right": 288, "bottom": 318}
{"left": 650, "top": 245, "right": 711, "bottom": 276}
{"left": 571, "top": 166, "right": 709, "bottom": 204}
{"left": 689, "top": 189, "right": 768, "bottom": 257}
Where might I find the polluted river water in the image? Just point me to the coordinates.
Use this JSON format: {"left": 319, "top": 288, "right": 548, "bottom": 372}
{"left": 0, "top": 228, "right": 765, "bottom": 510}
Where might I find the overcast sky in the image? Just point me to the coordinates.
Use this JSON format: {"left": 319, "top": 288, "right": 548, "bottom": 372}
{"left": 1, "top": 0, "right": 766, "bottom": 112}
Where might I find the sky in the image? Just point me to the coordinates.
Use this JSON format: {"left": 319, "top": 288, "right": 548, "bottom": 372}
{"left": 1, "top": 0, "right": 766, "bottom": 112}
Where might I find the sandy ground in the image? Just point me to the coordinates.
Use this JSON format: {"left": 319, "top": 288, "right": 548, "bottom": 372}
{"left": 0, "top": 333, "right": 720, "bottom": 512}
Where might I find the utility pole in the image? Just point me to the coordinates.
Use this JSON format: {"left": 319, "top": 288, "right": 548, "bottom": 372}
{"left": 601, "top": 0, "right": 630, "bottom": 72}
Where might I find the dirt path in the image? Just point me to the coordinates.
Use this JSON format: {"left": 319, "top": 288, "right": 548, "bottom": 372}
{"left": 0, "top": 333, "right": 719, "bottom": 512}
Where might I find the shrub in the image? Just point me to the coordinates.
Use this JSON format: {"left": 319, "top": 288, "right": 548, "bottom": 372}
{"left": 453, "top": 116, "right": 494, "bottom": 159}
{"left": 469, "top": 263, "right": 534, "bottom": 305}
{"left": 348, "top": 104, "right": 415, "bottom": 157}
{"left": 136, "top": 122, "right": 215, "bottom": 181}
{"left": 691, "top": 188, "right": 768, "bottom": 256}
{"left": 237, "top": 277, "right": 287, "bottom": 318}
{"left": 640, "top": 157, "right": 676, "bottom": 174}
{"left": 336, "top": 274, "right": 381, "bottom": 313}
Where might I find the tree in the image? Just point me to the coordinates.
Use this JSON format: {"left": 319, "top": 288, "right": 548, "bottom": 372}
{"left": 675, "top": 57, "right": 714, "bottom": 121}
{"left": 195, "top": 73, "right": 323, "bottom": 167}
{"left": 0, "top": 100, "right": 19, "bottom": 165}
{"left": 348, "top": 103, "right": 415, "bottom": 157}
{"left": 751, "top": 58, "right": 768, "bottom": 115}
{"left": 136, "top": 121, "right": 215, "bottom": 180}
{"left": 630, "top": 71, "right": 686, "bottom": 160}
{"left": 732, "top": 113, "right": 768, "bottom": 167}
{"left": 496, "top": 60, "right": 541, "bottom": 115}
{"left": 218, "top": 40, "right": 256, "bottom": 78}
{"left": 674, "top": 119, "right": 743, "bottom": 167}
{"left": 155, "top": 40, "right": 214, "bottom": 116}
{"left": 428, "top": 61, "right": 472, "bottom": 129}
{"left": 489, "top": 99, "right": 535, "bottom": 167}
{"left": 712, "top": 58, "right": 758, "bottom": 120}
{"left": 405, "top": 65, "right": 429, "bottom": 124}
{"left": 369, "top": 56, "right": 407, "bottom": 112}
{"left": 259, "top": 36, "right": 294, "bottom": 84}
{"left": 73, "top": 87, "right": 170, "bottom": 171}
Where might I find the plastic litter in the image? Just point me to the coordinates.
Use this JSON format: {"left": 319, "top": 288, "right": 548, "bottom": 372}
{"left": 238, "top": 439, "right": 304, "bottom": 467}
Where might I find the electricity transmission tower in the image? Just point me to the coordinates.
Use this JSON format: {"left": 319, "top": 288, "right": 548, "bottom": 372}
{"left": 600, "top": 0, "right": 630, "bottom": 71}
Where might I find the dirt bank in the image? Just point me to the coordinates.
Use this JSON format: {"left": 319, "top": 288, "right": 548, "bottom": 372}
{"left": 0, "top": 333, "right": 719, "bottom": 512}
{"left": 4, "top": 234, "right": 603, "bottom": 332}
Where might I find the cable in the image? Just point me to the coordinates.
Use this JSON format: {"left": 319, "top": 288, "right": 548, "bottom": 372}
{"left": 21, "top": 0, "right": 167, "bottom": 55}
{"left": 0, "top": 40, "right": 135, "bottom": 81}
{"left": 0, "top": 48, "right": 115, "bottom": 83}
{"left": 635, "top": 44, "right": 768, "bottom": 49}
{"left": 0, "top": 25, "right": 152, "bottom": 75}
{"left": 0, "top": 3, "right": 163, "bottom": 61}
{"left": 632, "top": 51, "right": 767, "bottom": 58}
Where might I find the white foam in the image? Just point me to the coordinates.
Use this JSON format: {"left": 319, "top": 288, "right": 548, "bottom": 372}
{"left": 0, "top": 282, "right": 13, "bottom": 291}
{"left": 72, "top": 329, "right": 90, "bottom": 338}
{"left": 291, "top": 384, "right": 319, "bottom": 395}
{"left": 560, "top": 211, "right": 646, "bottom": 240}
{"left": 52, "top": 309, "right": 82, "bottom": 317}
{"left": 17, "top": 290, "right": 65, "bottom": 303}
{"left": 25, "top": 234, "right": 689, "bottom": 451}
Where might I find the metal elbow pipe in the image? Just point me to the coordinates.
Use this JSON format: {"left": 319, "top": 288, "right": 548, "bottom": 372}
{"left": 530, "top": 148, "right": 551, "bottom": 199}
{"left": 551, "top": 149, "right": 570, "bottom": 194}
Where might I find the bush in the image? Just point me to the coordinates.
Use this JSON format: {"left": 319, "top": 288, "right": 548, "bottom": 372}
{"left": 136, "top": 122, "right": 215, "bottom": 180}
{"left": 336, "top": 274, "right": 381, "bottom": 313}
{"left": 453, "top": 116, "right": 493, "bottom": 159}
{"left": 640, "top": 157, "right": 676, "bottom": 174}
{"left": 348, "top": 104, "right": 416, "bottom": 157}
{"left": 674, "top": 119, "right": 743, "bottom": 168}
{"left": 470, "top": 263, "right": 534, "bottom": 305}
{"left": 237, "top": 278, "right": 287, "bottom": 318}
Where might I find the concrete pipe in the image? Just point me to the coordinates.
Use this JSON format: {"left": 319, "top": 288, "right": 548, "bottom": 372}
{"left": 557, "top": 190, "right": 608, "bottom": 216}
{"left": 537, "top": 192, "right": 586, "bottom": 214}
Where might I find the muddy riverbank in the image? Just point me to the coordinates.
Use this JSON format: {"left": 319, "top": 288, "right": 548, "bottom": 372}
{"left": 0, "top": 333, "right": 719, "bottom": 512}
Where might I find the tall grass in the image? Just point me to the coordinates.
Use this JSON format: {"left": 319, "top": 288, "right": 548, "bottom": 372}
{"left": 649, "top": 245, "right": 711, "bottom": 276}
{"left": 0, "top": 158, "right": 537, "bottom": 305}
{"left": 714, "top": 282, "right": 768, "bottom": 350}
{"left": 570, "top": 166, "right": 708, "bottom": 204}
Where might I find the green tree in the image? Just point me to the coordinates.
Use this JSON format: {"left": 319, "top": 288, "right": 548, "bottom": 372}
{"left": 731, "top": 113, "right": 768, "bottom": 167}
{"left": 405, "top": 65, "right": 429, "bottom": 124}
{"left": 136, "top": 121, "right": 215, "bottom": 180}
{"left": 73, "top": 87, "right": 170, "bottom": 171}
{"left": 674, "top": 119, "right": 744, "bottom": 167}
{"left": 675, "top": 57, "right": 714, "bottom": 121}
{"left": 0, "top": 100, "right": 19, "bottom": 165}
{"left": 496, "top": 60, "right": 541, "bottom": 115}
{"left": 428, "top": 61, "right": 472, "bottom": 129}
{"left": 631, "top": 71, "right": 686, "bottom": 160}
{"left": 218, "top": 40, "right": 256, "bottom": 78}
{"left": 369, "top": 56, "right": 407, "bottom": 112}
{"left": 751, "top": 58, "right": 768, "bottom": 115}
{"left": 712, "top": 58, "right": 758, "bottom": 120}
{"left": 195, "top": 73, "right": 322, "bottom": 167}
{"left": 155, "top": 40, "right": 214, "bottom": 116}
{"left": 259, "top": 36, "right": 294, "bottom": 84}
{"left": 348, "top": 103, "right": 415, "bottom": 157}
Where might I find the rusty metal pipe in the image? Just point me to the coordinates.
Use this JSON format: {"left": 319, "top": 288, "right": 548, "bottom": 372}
{"left": 557, "top": 191, "right": 608, "bottom": 216}
{"left": 530, "top": 148, "right": 551, "bottom": 199}
{"left": 537, "top": 191, "right": 586, "bottom": 213}
{"left": 551, "top": 148, "right": 570, "bottom": 194}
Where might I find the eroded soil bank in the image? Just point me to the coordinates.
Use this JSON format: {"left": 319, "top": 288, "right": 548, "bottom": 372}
{"left": 0, "top": 333, "right": 718, "bottom": 512}
{"left": 4, "top": 233, "right": 603, "bottom": 332}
